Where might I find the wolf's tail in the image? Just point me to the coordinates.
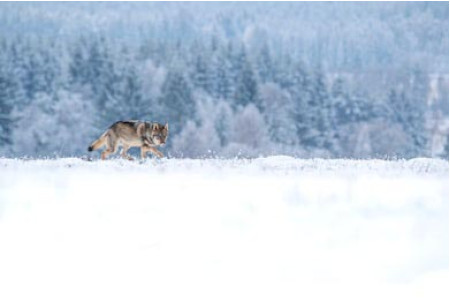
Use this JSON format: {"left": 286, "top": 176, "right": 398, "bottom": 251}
{"left": 88, "top": 131, "right": 108, "bottom": 152}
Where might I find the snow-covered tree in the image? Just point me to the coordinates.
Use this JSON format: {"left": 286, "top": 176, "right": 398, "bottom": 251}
{"left": 13, "top": 90, "right": 95, "bottom": 157}
{"left": 232, "top": 47, "right": 259, "bottom": 108}
{"left": 0, "top": 65, "right": 16, "bottom": 148}
{"left": 191, "top": 52, "right": 211, "bottom": 93}
{"left": 209, "top": 51, "right": 234, "bottom": 100}
{"left": 259, "top": 83, "right": 297, "bottom": 146}
{"left": 214, "top": 101, "right": 234, "bottom": 147}
{"left": 158, "top": 67, "right": 195, "bottom": 135}
{"left": 225, "top": 104, "right": 269, "bottom": 157}
{"left": 388, "top": 85, "right": 427, "bottom": 158}
{"left": 256, "top": 43, "right": 274, "bottom": 83}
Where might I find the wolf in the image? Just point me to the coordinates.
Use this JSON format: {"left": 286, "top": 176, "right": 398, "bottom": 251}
{"left": 88, "top": 121, "right": 169, "bottom": 160}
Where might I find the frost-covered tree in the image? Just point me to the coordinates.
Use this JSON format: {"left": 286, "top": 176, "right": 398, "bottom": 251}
{"left": 442, "top": 134, "right": 449, "bottom": 160}
{"left": 406, "top": 68, "right": 430, "bottom": 156}
{"left": 12, "top": 44, "right": 60, "bottom": 100}
{"left": 436, "top": 76, "right": 449, "bottom": 116}
{"left": 171, "top": 121, "right": 199, "bottom": 157}
{"left": 225, "top": 104, "right": 269, "bottom": 157}
{"left": 158, "top": 67, "right": 195, "bottom": 135}
{"left": 0, "top": 71, "right": 15, "bottom": 147}
{"left": 13, "top": 92, "right": 60, "bottom": 156}
{"left": 289, "top": 68, "right": 323, "bottom": 150}
{"left": 108, "top": 61, "right": 149, "bottom": 121}
{"left": 330, "top": 77, "right": 379, "bottom": 154}
{"left": 13, "top": 90, "right": 95, "bottom": 156}
{"left": 214, "top": 101, "right": 234, "bottom": 147}
{"left": 233, "top": 47, "right": 259, "bottom": 108}
{"left": 285, "top": 60, "right": 312, "bottom": 147}
{"left": 259, "top": 83, "right": 297, "bottom": 146}
{"left": 50, "top": 90, "right": 97, "bottom": 156}
{"left": 299, "top": 71, "right": 339, "bottom": 154}
{"left": 274, "top": 55, "right": 296, "bottom": 89}
{"left": 331, "top": 77, "right": 350, "bottom": 125}
{"left": 171, "top": 95, "right": 221, "bottom": 158}
{"left": 191, "top": 52, "right": 211, "bottom": 93}
{"left": 388, "top": 84, "right": 428, "bottom": 157}
{"left": 172, "top": 119, "right": 221, "bottom": 158}
{"left": 256, "top": 43, "right": 274, "bottom": 83}
{"left": 210, "top": 52, "right": 234, "bottom": 100}
{"left": 0, "top": 52, "right": 26, "bottom": 152}
{"left": 12, "top": 92, "right": 55, "bottom": 156}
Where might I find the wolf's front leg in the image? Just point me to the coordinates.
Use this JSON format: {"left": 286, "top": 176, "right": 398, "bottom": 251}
{"left": 120, "top": 144, "right": 134, "bottom": 161}
{"left": 152, "top": 147, "right": 164, "bottom": 158}
{"left": 140, "top": 145, "right": 164, "bottom": 159}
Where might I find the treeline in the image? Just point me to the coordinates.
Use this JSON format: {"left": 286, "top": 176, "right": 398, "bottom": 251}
{"left": 0, "top": 2, "right": 448, "bottom": 158}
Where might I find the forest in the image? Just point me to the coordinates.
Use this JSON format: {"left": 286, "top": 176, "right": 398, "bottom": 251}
{"left": 0, "top": 1, "right": 448, "bottom": 159}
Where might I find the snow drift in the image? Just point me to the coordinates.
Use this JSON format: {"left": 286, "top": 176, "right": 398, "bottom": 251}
{"left": 0, "top": 157, "right": 448, "bottom": 303}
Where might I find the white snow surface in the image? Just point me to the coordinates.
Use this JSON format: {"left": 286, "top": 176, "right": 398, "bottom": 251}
{"left": 0, "top": 156, "right": 448, "bottom": 303}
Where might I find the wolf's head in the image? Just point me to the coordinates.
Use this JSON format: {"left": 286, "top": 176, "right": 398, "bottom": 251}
{"left": 147, "top": 122, "right": 169, "bottom": 145}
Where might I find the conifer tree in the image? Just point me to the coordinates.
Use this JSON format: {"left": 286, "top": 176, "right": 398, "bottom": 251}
{"left": 256, "top": 43, "right": 274, "bottom": 83}
{"left": 210, "top": 51, "right": 234, "bottom": 100}
{"left": 191, "top": 52, "right": 210, "bottom": 93}
{"left": 158, "top": 67, "right": 195, "bottom": 135}
{"left": 233, "top": 50, "right": 258, "bottom": 108}
{"left": 0, "top": 68, "right": 14, "bottom": 146}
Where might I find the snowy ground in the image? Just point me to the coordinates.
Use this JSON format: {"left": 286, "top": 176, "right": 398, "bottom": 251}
{"left": 0, "top": 156, "right": 448, "bottom": 303}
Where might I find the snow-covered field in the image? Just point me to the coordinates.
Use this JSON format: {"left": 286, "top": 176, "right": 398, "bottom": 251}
{"left": 0, "top": 157, "right": 448, "bottom": 303}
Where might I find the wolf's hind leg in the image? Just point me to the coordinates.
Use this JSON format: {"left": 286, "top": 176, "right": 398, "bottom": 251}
{"left": 101, "top": 134, "right": 118, "bottom": 160}
{"left": 140, "top": 146, "right": 148, "bottom": 159}
{"left": 101, "top": 150, "right": 111, "bottom": 160}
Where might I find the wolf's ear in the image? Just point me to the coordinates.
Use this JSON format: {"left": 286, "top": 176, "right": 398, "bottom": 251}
{"left": 152, "top": 124, "right": 159, "bottom": 131}
{"left": 164, "top": 122, "right": 169, "bottom": 130}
